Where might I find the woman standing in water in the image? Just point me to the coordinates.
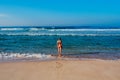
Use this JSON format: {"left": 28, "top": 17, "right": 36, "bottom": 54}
{"left": 57, "top": 38, "right": 62, "bottom": 57}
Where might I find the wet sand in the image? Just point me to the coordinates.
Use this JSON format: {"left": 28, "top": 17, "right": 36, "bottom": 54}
{"left": 0, "top": 59, "right": 120, "bottom": 80}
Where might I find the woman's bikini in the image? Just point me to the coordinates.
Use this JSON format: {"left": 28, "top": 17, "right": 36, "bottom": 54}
{"left": 57, "top": 40, "right": 62, "bottom": 48}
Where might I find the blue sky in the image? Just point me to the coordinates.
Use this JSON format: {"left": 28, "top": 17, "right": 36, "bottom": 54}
{"left": 0, "top": 0, "right": 120, "bottom": 26}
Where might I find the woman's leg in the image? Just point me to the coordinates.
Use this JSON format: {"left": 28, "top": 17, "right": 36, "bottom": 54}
{"left": 58, "top": 47, "right": 62, "bottom": 57}
{"left": 58, "top": 48, "right": 60, "bottom": 56}
{"left": 59, "top": 48, "right": 62, "bottom": 57}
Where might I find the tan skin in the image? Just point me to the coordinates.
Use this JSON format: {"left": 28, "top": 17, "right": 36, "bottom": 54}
{"left": 57, "top": 39, "right": 62, "bottom": 57}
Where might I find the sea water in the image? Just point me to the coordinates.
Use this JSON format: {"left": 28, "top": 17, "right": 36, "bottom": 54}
{"left": 0, "top": 26, "right": 120, "bottom": 61}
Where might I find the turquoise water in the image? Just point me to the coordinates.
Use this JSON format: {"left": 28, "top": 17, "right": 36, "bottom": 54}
{"left": 0, "top": 27, "right": 120, "bottom": 60}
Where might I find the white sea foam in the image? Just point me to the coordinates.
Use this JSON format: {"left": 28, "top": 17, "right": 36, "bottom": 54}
{"left": 0, "top": 53, "right": 54, "bottom": 61}
{"left": 29, "top": 28, "right": 39, "bottom": 31}
{"left": 48, "top": 29, "right": 120, "bottom": 32}
{"left": 0, "top": 28, "right": 120, "bottom": 31}
{"left": 29, "top": 28, "right": 46, "bottom": 31}
{"left": 0, "top": 28, "right": 120, "bottom": 36}
{"left": 0, "top": 28, "right": 23, "bottom": 31}
{"left": 1, "top": 33, "right": 120, "bottom": 36}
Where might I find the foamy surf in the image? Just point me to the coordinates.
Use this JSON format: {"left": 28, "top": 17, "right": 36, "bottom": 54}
{"left": 0, "top": 28, "right": 23, "bottom": 31}
{"left": 1, "top": 33, "right": 120, "bottom": 36}
{"left": 0, "top": 27, "right": 120, "bottom": 36}
{"left": 1, "top": 28, "right": 120, "bottom": 31}
{"left": 0, "top": 53, "right": 56, "bottom": 62}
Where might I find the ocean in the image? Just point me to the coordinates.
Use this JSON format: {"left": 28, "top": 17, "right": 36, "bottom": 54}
{"left": 0, "top": 26, "right": 120, "bottom": 61}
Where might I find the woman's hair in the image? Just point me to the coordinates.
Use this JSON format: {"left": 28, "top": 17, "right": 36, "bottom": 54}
{"left": 58, "top": 38, "right": 61, "bottom": 40}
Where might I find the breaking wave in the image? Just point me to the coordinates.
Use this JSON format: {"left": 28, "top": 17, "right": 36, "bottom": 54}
{"left": 0, "top": 28, "right": 24, "bottom": 31}
{"left": 48, "top": 29, "right": 120, "bottom": 31}
{"left": 0, "top": 28, "right": 120, "bottom": 31}
{"left": 0, "top": 53, "right": 55, "bottom": 62}
{"left": 0, "top": 28, "right": 120, "bottom": 36}
{"left": 0, "top": 33, "right": 120, "bottom": 36}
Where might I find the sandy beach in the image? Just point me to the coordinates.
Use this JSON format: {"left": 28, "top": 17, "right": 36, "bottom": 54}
{"left": 0, "top": 59, "right": 120, "bottom": 80}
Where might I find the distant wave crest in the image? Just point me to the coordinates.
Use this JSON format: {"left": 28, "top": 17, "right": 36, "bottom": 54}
{"left": 48, "top": 29, "right": 120, "bottom": 31}
{"left": 0, "top": 28, "right": 120, "bottom": 31}
{"left": 0, "top": 28, "right": 23, "bottom": 31}
{"left": 0, "top": 33, "right": 120, "bottom": 36}
{"left": 0, "top": 28, "right": 120, "bottom": 36}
